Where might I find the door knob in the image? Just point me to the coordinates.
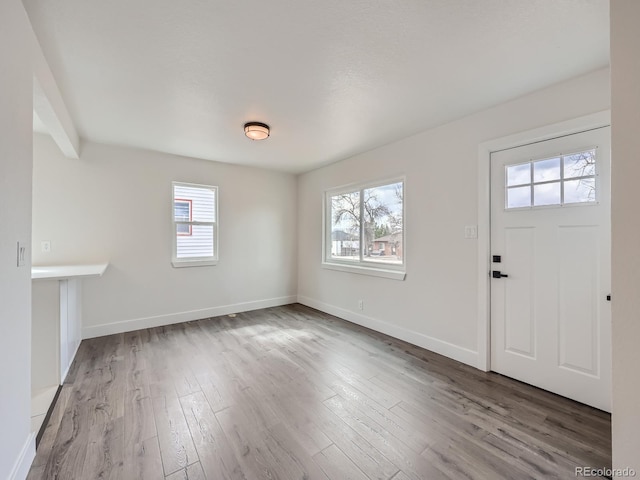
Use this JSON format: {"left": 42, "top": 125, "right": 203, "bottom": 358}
{"left": 492, "top": 271, "right": 509, "bottom": 278}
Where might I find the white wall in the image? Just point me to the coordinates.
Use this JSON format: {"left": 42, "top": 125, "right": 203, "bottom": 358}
{"left": 610, "top": 0, "right": 640, "bottom": 473}
{"left": 297, "top": 68, "right": 610, "bottom": 367}
{"left": 31, "top": 281, "right": 59, "bottom": 391}
{"left": 32, "top": 135, "right": 298, "bottom": 337}
{"left": 0, "top": 1, "right": 35, "bottom": 478}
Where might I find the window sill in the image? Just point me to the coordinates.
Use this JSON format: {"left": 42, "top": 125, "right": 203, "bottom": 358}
{"left": 322, "top": 262, "right": 406, "bottom": 280}
{"left": 172, "top": 259, "right": 218, "bottom": 268}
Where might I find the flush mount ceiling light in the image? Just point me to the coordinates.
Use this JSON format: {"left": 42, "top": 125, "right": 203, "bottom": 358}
{"left": 244, "top": 122, "right": 270, "bottom": 141}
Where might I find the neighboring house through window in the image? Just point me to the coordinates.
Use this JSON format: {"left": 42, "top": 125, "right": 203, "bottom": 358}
{"left": 172, "top": 182, "right": 218, "bottom": 267}
{"left": 174, "top": 199, "right": 192, "bottom": 235}
{"left": 324, "top": 178, "right": 405, "bottom": 280}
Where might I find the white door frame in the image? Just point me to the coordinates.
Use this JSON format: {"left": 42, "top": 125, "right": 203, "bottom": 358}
{"left": 475, "top": 110, "right": 611, "bottom": 372}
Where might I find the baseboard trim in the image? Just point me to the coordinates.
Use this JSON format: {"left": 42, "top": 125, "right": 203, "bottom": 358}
{"left": 297, "top": 295, "right": 479, "bottom": 368}
{"left": 36, "top": 385, "right": 62, "bottom": 449}
{"left": 8, "top": 432, "right": 35, "bottom": 480}
{"left": 60, "top": 339, "right": 81, "bottom": 384}
{"left": 82, "top": 295, "right": 298, "bottom": 338}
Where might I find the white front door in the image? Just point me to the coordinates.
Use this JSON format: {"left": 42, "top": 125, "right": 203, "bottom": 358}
{"left": 490, "top": 127, "right": 611, "bottom": 412}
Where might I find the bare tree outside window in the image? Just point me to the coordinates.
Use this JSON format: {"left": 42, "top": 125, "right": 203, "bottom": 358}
{"left": 564, "top": 150, "right": 596, "bottom": 201}
{"left": 506, "top": 149, "right": 596, "bottom": 208}
{"left": 331, "top": 191, "right": 360, "bottom": 259}
{"left": 329, "top": 181, "right": 403, "bottom": 265}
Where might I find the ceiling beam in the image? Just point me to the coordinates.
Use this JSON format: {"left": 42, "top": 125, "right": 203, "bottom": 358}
{"left": 32, "top": 30, "right": 79, "bottom": 159}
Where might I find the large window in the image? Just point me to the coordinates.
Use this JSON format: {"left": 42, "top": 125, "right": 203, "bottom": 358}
{"left": 325, "top": 179, "right": 404, "bottom": 276}
{"left": 172, "top": 182, "right": 217, "bottom": 267}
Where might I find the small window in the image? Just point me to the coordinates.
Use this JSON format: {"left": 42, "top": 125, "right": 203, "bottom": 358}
{"left": 505, "top": 149, "right": 597, "bottom": 209}
{"left": 325, "top": 179, "right": 404, "bottom": 275}
{"left": 172, "top": 182, "right": 218, "bottom": 267}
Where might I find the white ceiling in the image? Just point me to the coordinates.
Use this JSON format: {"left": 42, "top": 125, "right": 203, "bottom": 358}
{"left": 24, "top": 0, "right": 609, "bottom": 173}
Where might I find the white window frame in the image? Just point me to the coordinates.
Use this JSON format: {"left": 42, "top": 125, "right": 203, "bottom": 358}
{"left": 323, "top": 177, "right": 406, "bottom": 281}
{"left": 171, "top": 181, "right": 218, "bottom": 268}
{"left": 504, "top": 147, "right": 599, "bottom": 210}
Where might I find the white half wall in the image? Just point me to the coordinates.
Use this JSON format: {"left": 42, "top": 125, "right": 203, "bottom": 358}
{"left": 297, "top": 68, "right": 610, "bottom": 368}
{"left": 0, "top": 1, "right": 35, "bottom": 479}
{"left": 610, "top": 0, "right": 640, "bottom": 473}
{"left": 32, "top": 136, "right": 298, "bottom": 336}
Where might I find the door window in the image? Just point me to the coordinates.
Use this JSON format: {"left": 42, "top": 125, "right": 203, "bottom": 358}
{"left": 505, "top": 149, "right": 597, "bottom": 209}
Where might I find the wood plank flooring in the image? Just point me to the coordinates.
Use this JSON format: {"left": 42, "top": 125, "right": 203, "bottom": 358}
{"left": 28, "top": 304, "right": 612, "bottom": 479}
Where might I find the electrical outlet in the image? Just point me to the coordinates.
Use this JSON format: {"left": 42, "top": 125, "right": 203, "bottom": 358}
{"left": 17, "top": 242, "right": 26, "bottom": 267}
{"left": 358, "top": 299, "right": 364, "bottom": 310}
{"left": 41, "top": 241, "right": 51, "bottom": 253}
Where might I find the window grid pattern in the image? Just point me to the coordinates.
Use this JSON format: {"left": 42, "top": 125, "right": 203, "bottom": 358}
{"left": 505, "top": 149, "right": 596, "bottom": 209}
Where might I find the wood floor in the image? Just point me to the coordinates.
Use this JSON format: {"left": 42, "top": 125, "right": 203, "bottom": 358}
{"left": 28, "top": 304, "right": 611, "bottom": 480}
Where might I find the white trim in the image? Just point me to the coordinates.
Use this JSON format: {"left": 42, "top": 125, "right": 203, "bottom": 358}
{"left": 321, "top": 262, "right": 406, "bottom": 280}
{"left": 60, "top": 335, "right": 81, "bottom": 384}
{"left": 298, "top": 295, "right": 478, "bottom": 368}
{"left": 82, "top": 295, "right": 297, "bottom": 338}
{"left": 171, "top": 259, "right": 218, "bottom": 268}
{"left": 8, "top": 432, "right": 35, "bottom": 480}
{"left": 324, "top": 174, "right": 407, "bottom": 197}
{"left": 476, "top": 110, "right": 611, "bottom": 372}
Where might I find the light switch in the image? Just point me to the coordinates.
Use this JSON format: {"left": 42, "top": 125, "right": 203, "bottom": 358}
{"left": 17, "top": 242, "right": 26, "bottom": 267}
{"left": 464, "top": 225, "right": 478, "bottom": 239}
{"left": 41, "top": 241, "right": 51, "bottom": 253}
